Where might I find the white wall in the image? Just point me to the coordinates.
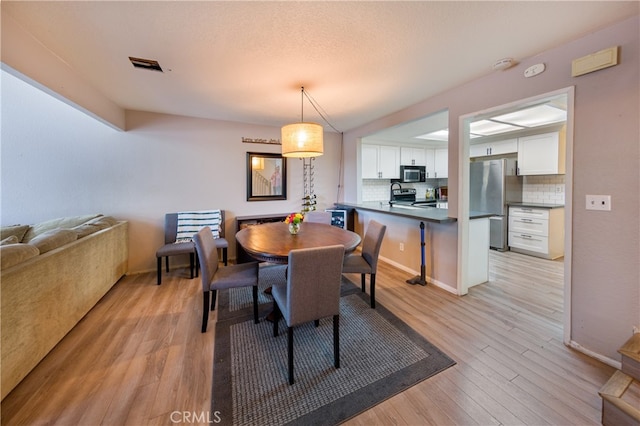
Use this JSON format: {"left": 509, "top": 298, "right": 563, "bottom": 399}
{"left": 1, "top": 70, "right": 344, "bottom": 273}
{"left": 342, "top": 16, "right": 639, "bottom": 362}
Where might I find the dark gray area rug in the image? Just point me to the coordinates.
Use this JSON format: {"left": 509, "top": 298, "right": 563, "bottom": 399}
{"left": 212, "top": 264, "right": 455, "bottom": 426}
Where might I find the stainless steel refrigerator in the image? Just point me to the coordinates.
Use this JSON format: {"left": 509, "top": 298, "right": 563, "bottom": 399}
{"left": 469, "top": 158, "right": 522, "bottom": 250}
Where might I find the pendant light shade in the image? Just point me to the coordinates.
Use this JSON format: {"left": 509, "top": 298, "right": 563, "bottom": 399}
{"left": 281, "top": 122, "right": 324, "bottom": 158}
{"left": 281, "top": 87, "right": 324, "bottom": 158}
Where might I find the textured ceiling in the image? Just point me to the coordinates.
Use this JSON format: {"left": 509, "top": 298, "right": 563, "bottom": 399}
{"left": 3, "top": 1, "right": 638, "bottom": 133}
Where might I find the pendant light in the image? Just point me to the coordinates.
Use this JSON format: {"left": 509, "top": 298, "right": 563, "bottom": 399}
{"left": 281, "top": 87, "right": 324, "bottom": 158}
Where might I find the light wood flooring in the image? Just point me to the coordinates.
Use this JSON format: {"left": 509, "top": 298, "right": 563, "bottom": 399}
{"left": 1, "top": 250, "right": 615, "bottom": 425}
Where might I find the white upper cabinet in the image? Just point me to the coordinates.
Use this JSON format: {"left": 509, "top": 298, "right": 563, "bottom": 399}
{"left": 400, "top": 147, "right": 427, "bottom": 166}
{"left": 470, "top": 138, "right": 518, "bottom": 158}
{"left": 424, "top": 148, "right": 436, "bottom": 178}
{"left": 362, "top": 144, "right": 400, "bottom": 179}
{"left": 434, "top": 148, "right": 448, "bottom": 178}
{"left": 517, "top": 128, "right": 566, "bottom": 175}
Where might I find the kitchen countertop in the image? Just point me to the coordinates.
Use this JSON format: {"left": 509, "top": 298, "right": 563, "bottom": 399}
{"left": 334, "top": 202, "right": 494, "bottom": 223}
{"left": 508, "top": 202, "right": 565, "bottom": 209}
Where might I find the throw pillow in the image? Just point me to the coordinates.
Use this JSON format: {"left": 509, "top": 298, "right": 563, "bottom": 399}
{"left": 0, "top": 244, "right": 40, "bottom": 270}
{"left": 28, "top": 229, "right": 78, "bottom": 254}
{"left": 1, "top": 235, "right": 20, "bottom": 245}
{"left": 0, "top": 224, "right": 31, "bottom": 242}
{"left": 22, "top": 214, "right": 102, "bottom": 242}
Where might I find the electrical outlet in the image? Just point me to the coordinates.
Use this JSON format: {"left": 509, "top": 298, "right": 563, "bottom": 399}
{"left": 399, "top": 243, "right": 404, "bottom": 252}
{"left": 556, "top": 186, "right": 563, "bottom": 193}
{"left": 585, "top": 195, "right": 611, "bottom": 211}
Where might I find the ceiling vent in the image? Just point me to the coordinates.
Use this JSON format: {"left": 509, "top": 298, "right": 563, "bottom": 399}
{"left": 129, "top": 56, "right": 163, "bottom": 72}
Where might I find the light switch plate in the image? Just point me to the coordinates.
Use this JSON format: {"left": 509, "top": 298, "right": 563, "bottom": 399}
{"left": 586, "top": 195, "right": 611, "bottom": 211}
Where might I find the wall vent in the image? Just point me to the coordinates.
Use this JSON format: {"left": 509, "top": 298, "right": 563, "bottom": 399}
{"left": 129, "top": 57, "right": 163, "bottom": 72}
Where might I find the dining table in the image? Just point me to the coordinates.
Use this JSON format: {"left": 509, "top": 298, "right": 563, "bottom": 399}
{"left": 235, "top": 221, "right": 361, "bottom": 264}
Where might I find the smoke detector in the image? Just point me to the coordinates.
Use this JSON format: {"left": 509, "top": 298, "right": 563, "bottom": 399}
{"left": 492, "top": 58, "right": 516, "bottom": 71}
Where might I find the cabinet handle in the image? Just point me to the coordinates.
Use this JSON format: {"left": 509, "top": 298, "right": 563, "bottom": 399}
{"left": 521, "top": 218, "right": 533, "bottom": 222}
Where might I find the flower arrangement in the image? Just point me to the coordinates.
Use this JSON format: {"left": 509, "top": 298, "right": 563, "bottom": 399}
{"left": 284, "top": 212, "right": 304, "bottom": 234}
{"left": 284, "top": 212, "right": 304, "bottom": 225}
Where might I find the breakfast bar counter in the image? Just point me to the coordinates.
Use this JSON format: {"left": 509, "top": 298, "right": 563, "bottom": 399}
{"left": 334, "top": 201, "right": 494, "bottom": 222}
{"left": 334, "top": 201, "right": 493, "bottom": 294}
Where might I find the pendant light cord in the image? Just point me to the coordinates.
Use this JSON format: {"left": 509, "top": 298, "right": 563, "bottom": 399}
{"left": 298, "top": 86, "right": 344, "bottom": 202}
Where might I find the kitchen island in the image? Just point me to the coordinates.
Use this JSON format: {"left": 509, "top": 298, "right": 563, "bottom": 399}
{"left": 334, "top": 202, "right": 493, "bottom": 294}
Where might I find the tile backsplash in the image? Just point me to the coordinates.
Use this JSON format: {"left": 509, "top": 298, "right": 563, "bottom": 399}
{"left": 362, "top": 175, "right": 565, "bottom": 205}
{"left": 522, "top": 174, "right": 565, "bottom": 205}
{"left": 362, "top": 179, "right": 448, "bottom": 202}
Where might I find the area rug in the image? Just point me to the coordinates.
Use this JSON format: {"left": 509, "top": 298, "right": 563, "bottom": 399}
{"left": 212, "top": 264, "right": 455, "bottom": 426}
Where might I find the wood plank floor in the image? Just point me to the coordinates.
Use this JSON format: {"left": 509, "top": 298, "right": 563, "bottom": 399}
{"left": 1, "top": 250, "right": 615, "bottom": 425}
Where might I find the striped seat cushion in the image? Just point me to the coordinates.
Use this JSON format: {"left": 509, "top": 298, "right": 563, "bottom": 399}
{"left": 175, "top": 210, "right": 221, "bottom": 242}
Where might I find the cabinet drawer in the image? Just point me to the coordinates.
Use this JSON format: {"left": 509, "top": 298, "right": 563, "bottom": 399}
{"left": 509, "top": 207, "right": 549, "bottom": 220}
{"left": 509, "top": 216, "right": 548, "bottom": 236}
{"left": 508, "top": 232, "right": 549, "bottom": 254}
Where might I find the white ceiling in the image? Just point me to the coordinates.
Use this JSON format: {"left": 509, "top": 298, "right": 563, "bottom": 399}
{"left": 3, "top": 1, "right": 638, "bottom": 133}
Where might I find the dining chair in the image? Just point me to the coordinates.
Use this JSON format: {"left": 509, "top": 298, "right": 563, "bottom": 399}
{"left": 271, "top": 244, "right": 345, "bottom": 385}
{"left": 155, "top": 211, "right": 228, "bottom": 285}
{"left": 342, "top": 220, "right": 386, "bottom": 308}
{"left": 193, "top": 227, "right": 259, "bottom": 332}
{"left": 304, "top": 211, "right": 332, "bottom": 225}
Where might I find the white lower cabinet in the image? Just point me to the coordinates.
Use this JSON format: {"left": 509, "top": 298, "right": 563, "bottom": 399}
{"left": 508, "top": 206, "right": 564, "bottom": 259}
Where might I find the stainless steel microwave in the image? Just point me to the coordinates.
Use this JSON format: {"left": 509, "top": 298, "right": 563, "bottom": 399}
{"left": 400, "top": 165, "right": 426, "bottom": 182}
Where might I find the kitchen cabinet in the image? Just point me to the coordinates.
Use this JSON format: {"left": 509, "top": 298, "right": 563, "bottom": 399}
{"left": 470, "top": 138, "right": 518, "bottom": 158}
{"left": 434, "top": 148, "right": 448, "bottom": 178}
{"left": 508, "top": 206, "right": 564, "bottom": 259}
{"left": 400, "top": 146, "right": 426, "bottom": 166}
{"left": 362, "top": 143, "right": 400, "bottom": 179}
{"left": 517, "top": 128, "right": 566, "bottom": 175}
{"left": 424, "top": 148, "right": 436, "bottom": 178}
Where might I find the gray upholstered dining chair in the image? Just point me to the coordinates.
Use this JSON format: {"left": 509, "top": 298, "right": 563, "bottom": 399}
{"left": 271, "top": 244, "right": 345, "bottom": 385}
{"left": 342, "top": 220, "right": 386, "bottom": 309}
{"left": 304, "top": 211, "right": 332, "bottom": 225}
{"left": 193, "top": 227, "right": 259, "bottom": 332}
{"left": 155, "top": 211, "right": 228, "bottom": 285}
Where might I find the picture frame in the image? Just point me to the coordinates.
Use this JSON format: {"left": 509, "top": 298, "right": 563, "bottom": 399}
{"left": 246, "top": 152, "right": 287, "bottom": 201}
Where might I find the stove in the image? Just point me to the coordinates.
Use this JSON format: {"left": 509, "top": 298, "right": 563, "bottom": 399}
{"left": 390, "top": 188, "right": 416, "bottom": 204}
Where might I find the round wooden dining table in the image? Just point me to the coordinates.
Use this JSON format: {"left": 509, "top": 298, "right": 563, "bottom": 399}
{"left": 236, "top": 222, "right": 361, "bottom": 264}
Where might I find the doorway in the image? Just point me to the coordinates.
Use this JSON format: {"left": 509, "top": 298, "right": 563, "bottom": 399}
{"left": 458, "top": 87, "right": 574, "bottom": 344}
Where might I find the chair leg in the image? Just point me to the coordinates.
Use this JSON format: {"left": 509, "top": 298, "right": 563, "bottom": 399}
{"left": 222, "top": 248, "right": 228, "bottom": 266}
{"left": 361, "top": 274, "right": 366, "bottom": 292}
{"left": 189, "top": 253, "right": 195, "bottom": 279}
{"left": 333, "top": 314, "right": 340, "bottom": 368}
{"left": 157, "top": 257, "right": 162, "bottom": 285}
{"left": 273, "top": 301, "right": 280, "bottom": 337}
{"left": 165, "top": 256, "right": 170, "bottom": 273}
{"left": 314, "top": 319, "right": 320, "bottom": 327}
{"left": 370, "top": 274, "right": 376, "bottom": 309}
{"left": 210, "top": 289, "right": 217, "bottom": 311}
{"left": 195, "top": 253, "right": 199, "bottom": 278}
{"left": 201, "top": 291, "right": 210, "bottom": 333}
{"left": 253, "top": 286, "right": 259, "bottom": 324}
{"left": 288, "top": 326, "right": 294, "bottom": 385}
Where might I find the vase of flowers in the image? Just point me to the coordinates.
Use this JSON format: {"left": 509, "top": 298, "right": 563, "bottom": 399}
{"left": 285, "top": 212, "right": 304, "bottom": 235}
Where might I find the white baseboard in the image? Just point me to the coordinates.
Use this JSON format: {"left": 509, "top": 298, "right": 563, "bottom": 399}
{"left": 568, "top": 340, "right": 621, "bottom": 369}
{"left": 379, "top": 256, "right": 459, "bottom": 295}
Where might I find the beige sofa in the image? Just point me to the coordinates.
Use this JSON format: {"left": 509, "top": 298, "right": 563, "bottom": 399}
{"left": 0, "top": 215, "right": 128, "bottom": 400}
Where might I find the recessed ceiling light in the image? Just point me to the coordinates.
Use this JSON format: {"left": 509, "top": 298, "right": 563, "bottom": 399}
{"left": 415, "top": 129, "right": 448, "bottom": 141}
{"left": 470, "top": 119, "right": 524, "bottom": 136}
{"left": 492, "top": 104, "right": 566, "bottom": 127}
{"left": 129, "top": 56, "right": 163, "bottom": 72}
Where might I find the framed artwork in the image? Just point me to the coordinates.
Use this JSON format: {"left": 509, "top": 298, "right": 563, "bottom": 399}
{"left": 246, "top": 152, "right": 287, "bottom": 201}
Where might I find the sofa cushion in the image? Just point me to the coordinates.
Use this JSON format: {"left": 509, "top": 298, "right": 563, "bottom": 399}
{"left": 1, "top": 225, "right": 31, "bottom": 242}
{"left": 72, "top": 216, "right": 118, "bottom": 238}
{"left": 22, "top": 215, "right": 102, "bottom": 242}
{"left": 0, "top": 244, "right": 40, "bottom": 270}
{"left": 28, "top": 229, "right": 78, "bottom": 254}
{"left": 1, "top": 235, "right": 20, "bottom": 245}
